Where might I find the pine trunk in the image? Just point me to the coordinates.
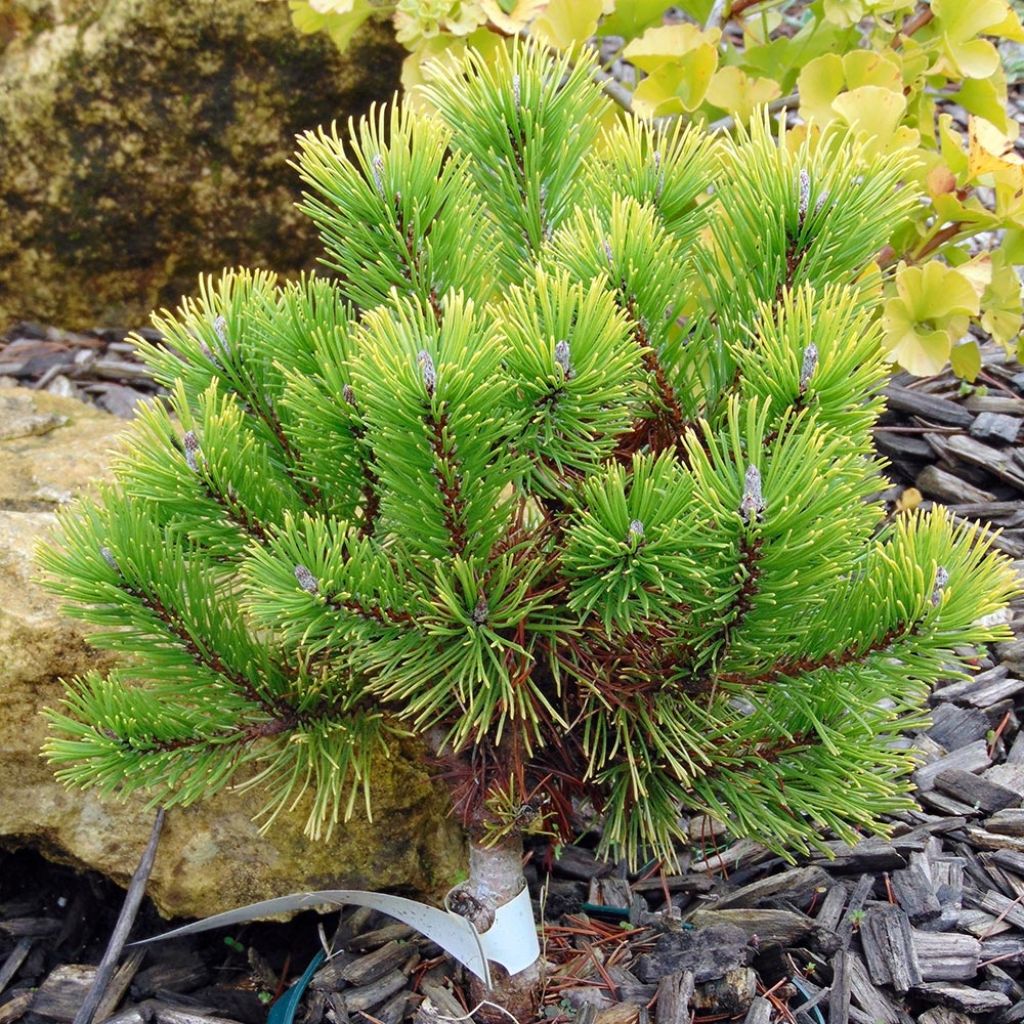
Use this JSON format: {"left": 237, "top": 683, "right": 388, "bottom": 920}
{"left": 456, "top": 835, "right": 542, "bottom": 1022}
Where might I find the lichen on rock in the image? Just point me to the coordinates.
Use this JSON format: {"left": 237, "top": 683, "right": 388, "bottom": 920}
{"left": 0, "top": 0, "right": 403, "bottom": 329}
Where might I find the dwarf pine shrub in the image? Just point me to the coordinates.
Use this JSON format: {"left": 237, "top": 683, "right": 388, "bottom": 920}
{"left": 40, "top": 43, "right": 1015, "bottom": 950}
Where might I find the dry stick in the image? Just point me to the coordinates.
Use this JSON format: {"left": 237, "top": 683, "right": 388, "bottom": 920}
{"left": 73, "top": 808, "right": 166, "bottom": 1024}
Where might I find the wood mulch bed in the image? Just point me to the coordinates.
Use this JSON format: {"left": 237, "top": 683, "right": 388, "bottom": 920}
{"left": 3, "top": 325, "right": 1024, "bottom": 1024}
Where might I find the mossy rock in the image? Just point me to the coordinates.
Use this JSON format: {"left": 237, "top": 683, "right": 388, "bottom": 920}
{"left": 0, "top": 0, "right": 402, "bottom": 329}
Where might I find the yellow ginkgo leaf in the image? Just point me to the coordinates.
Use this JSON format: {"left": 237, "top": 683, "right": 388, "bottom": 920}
{"left": 968, "top": 117, "right": 1023, "bottom": 181}
{"left": 797, "top": 54, "right": 845, "bottom": 125}
{"left": 632, "top": 48, "right": 719, "bottom": 118}
{"left": 980, "top": 251, "right": 1024, "bottom": 346}
{"left": 599, "top": 0, "right": 669, "bottom": 38}
{"left": 896, "top": 261, "right": 981, "bottom": 321}
{"left": 623, "top": 24, "right": 720, "bottom": 74}
{"left": 823, "top": 0, "right": 866, "bottom": 29}
{"left": 742, "top": 10, "right": 782, "bottom": 47}
{"left": 842, "top": 49, "right": 902, "bottom": 91}
{"left": 626, "top": 25, "right": 720, "bottom": 119}
{"left": 404, "top": 27, "right": 503, "bottom": 102}
{"left": 882, "top": 307, "right": 955, "bottom": 377}
{"left": 705, "top": 66, "right": 781, "bottom": 122}
{"left": 289, "top": 0, "right": 373, "bottom": 51}
{"left": 831, "top": 85, "right": 919, "bottom": 157}
{"left": 480, "top": 0, "right": 548, "bottom": 34}
{"left": 957, "top": 74, "right": 1012, "bottom": 132}
{"left": 932, "top": 191, "right": 1001, "bottom": 230}
{"left": 1004, "top": 228, "right": 1024, "bottom": 264}
{"left": 956, "top": 253, "right": 994, "bottom": 302}
{"left": 883, "top": 261, "right": 980, "bottom": 376}
{"left": 530, "top": 0, "right": 602, "bottom": 49}
{"left": 987, "top": 0, "right": 1024, "bottom": 42}
{"left": 937, "top": 114, "right": 970, "bottom": 180}
{"left": 932, "top": 0, "right": 1006, "bottom": 78}
{"left": 950, "top": 339, "right": 982, "bottom": 382}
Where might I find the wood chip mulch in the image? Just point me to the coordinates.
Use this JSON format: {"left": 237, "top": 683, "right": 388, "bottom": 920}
{"left": 3, "top": 331, "right": 1024, "bottom": 1024}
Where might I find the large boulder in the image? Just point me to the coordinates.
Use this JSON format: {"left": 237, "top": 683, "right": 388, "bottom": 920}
{"left": 0, "top": 0, "right": 401, "bottom": 329}
{"left": 0, "top": 388, "right": 465, "bottom": 918}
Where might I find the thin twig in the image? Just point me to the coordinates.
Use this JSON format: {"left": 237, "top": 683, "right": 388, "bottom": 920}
{"left": 894, "top": 4, "right": 935, "bottom": 47}
{"left": 730, "top": 0, "right": 767, "bottom": 17}
{"left": 73, "top": 808, "right": 166, "bottom": 1024}
{"left": 591, "top": 65, "right": 635, "bottom": 114}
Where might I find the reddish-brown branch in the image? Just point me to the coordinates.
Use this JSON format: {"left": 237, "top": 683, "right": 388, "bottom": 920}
{"left": 913, "top": 221, "right": 966, "bottom": 263}
{"left": 715, "top": 626, "right": 904, "bottom": 687}
{"left": 616, "top": 300, "right": 689, "bottom": 459}
{"left": 427, "top": 410, "right": 470, "bottom": 557}
{"left": 725, "top": 0, "right": 764, "bottom": 20}
{"left": 193, "top": 471, "right": 272, "bottom": 544}
{"left": 325, "top": 589, "right": 413, "bottom": 626}
{"left": 128, "top": 584, "right": 298, "bottom": 724}
{"left": 895, "top": 5, "right": 935, "bottom": 46}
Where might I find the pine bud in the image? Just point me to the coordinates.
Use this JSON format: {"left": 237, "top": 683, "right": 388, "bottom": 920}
{"left": 799, "top": 344, "right": 818, "bottom": 394}
{"left": 100, "top": 546, "right": 119, "bottom": 573}
{"left": 418, "top": 350, "right": 436, "bottom": 397}
{"left": 213, "top": 315, "right": 231, "bottom": 356}
{"left": 371, "top": 153, "right": 385, "bottom": 199}
{"left": 512, "top": 73, "right": 521, "bottom": 108}
{"left": 652, "top": 150, "right": 664, "bottom": 202}
{"left": 554, "top": 339, "right": 573, "bottom": 380}
{"left": 739, "top": 465, "right": 765, "bottom": 524}
{"left": 183, "top": 430, "right": 201, "bottom": 473}
{"left": 342, "top": 384, "right": 356, "bottom": 407}
{"left": 814, "top": 190, "right": 829, "bottom": 216}
{"left": 628, "top": 519, "right": 645, "bottom": 540}
{"left": 294, "top": 564, "right": 319, "bottom": 595}
{"left": 931, "top": 566, "right": 949, "bottom": 607}
{"left": 798, "top": 169, "right": 811, "bottom": 226}
{"left": 472, "top": 593, "right": 488, "bottom": 625}
{"left": 602, "top": 239, "right": 614, "bottom": 265}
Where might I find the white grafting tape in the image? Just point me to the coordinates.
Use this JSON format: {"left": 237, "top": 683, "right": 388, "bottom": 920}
{"left": 130, "top": 885, "right": 541, "bottom": 987}
{"left": 476, "top": 884, "right": 540, "bottom": 978}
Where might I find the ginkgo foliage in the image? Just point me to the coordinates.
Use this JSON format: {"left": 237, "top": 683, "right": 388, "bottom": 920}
{"left": 40, "top": 42, "right": 1015, "bottom": 951}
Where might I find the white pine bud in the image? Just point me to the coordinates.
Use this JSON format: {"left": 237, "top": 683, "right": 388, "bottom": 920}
{"left": 799, "top": 344, "right": 818, "bottom": 394}
{"left": 739, "top": 465, "right": 765, "bottom": 524}
{"left": 213, "top": 315, "right": 230, "bottom": 356}
{"left": 371, "top": 153, "right": 385, "bottom": 199}
{"left": 798, "top": 169, "right": 811, "bottom": 225}
{"left": 294, "top": 564, "right": 319, "bottom": 595}
{"left": 554, "top": 339, "right": 573, "bottom": 379}
{"left": 418, "top": 350, "right": 436, "bottom": 397}
{"left": 183, "top": 430, "right": 201, "bottom": 473}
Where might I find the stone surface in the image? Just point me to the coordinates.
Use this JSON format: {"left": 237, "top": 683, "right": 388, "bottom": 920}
{"left": 0, "top": 0, "right": 402, "bottom": 329}
{"left": 0, "top": 391, "right": 465, "bottom": 918}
